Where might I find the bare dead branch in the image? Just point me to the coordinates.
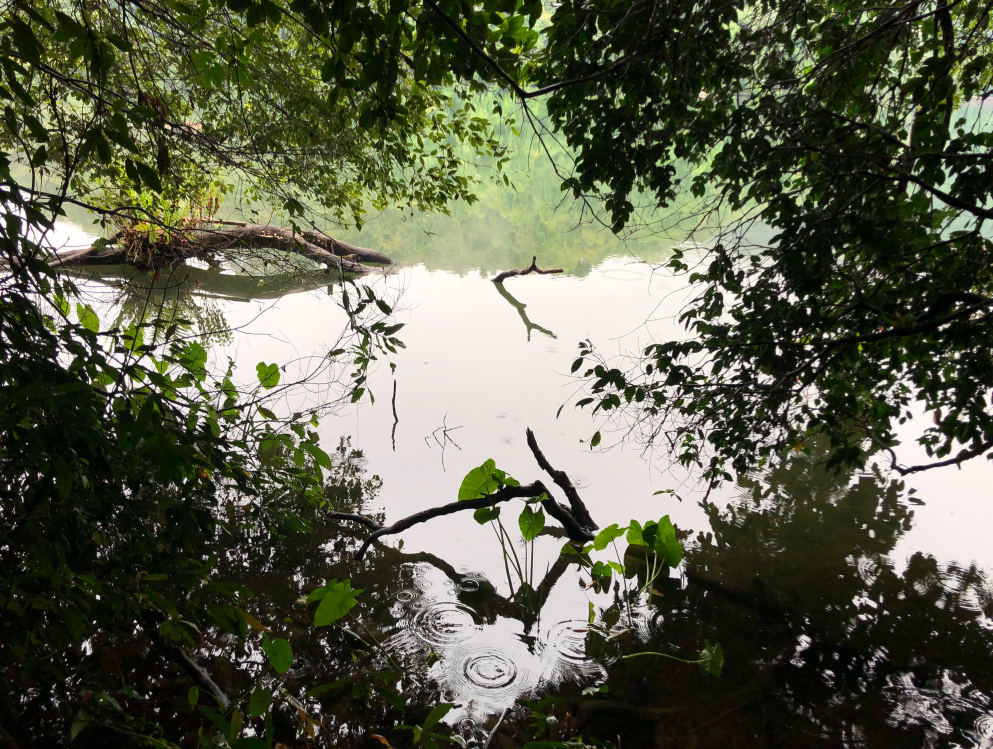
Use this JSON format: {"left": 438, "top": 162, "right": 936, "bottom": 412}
{"left": 526, "top": 427, "right": 599, "bottom": 531}
{"left": 492, "top": 256, "right": 564, "bottom": 284}
{"left": 326, "top": 512, "right": 383, "bottom": 531}
{"left": 352, "top": 479, "right": 595, "bottom": 561}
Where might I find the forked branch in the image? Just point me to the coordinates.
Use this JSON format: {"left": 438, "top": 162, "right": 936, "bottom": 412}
{"left": 492, "top": 256, "right": 564, "bottom": 284}
{"left": 336, "top": 429, "right": 600, "bottom": 560}
{"left": 526, "top": 427, "right": 598, "bottom": 531}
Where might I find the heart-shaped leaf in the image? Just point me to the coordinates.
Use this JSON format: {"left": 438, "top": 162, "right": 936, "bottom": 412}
{"left": 261, "top": 636, "right": 293, "bottom": 673}
{"left": 313, "top": 579, "right": 362, "bottom": 626}
{"left": 458, "top": 459, "right": 498, "bottom": 501}
{"left": 519, "top": 505, "right": 545, "bottom": 541}
{"left": 256, "top": 362, "right": 280, "bottom": 389}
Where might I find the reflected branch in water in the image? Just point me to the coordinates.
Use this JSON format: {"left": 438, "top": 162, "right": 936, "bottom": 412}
{"left": 494, "top": 282, "right": 557, "bottom": 341}
{"left": 424, "top": 413, "right": 462, "bottom": 471}
{"left": 391, "top": 380, "right": 399, "bottom": 451}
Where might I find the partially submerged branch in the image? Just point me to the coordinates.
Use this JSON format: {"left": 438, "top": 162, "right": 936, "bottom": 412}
{"left": 352, "top": 481, "right": 593, "bottom": 560}
{"left": 52, "top": 223, "right": 391, "bottom": 275}
{"left": 492, "top": 256, "right": 563, "bottom": 284}
{"left": 526, "top": 428, "right": 598, "bottom": 531}
{"left": 326, "top": 512, "right": 382, "bottom": 532}
{"left": 342, "top": 429, "right": 600, "bottom": 560}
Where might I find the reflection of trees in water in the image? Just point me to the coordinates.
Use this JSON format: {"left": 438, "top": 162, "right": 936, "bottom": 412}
{"left": 15, "top": 438, "right": 992, "bottom": 748}
{"left": 64, "top": 256, "right": 348, "bottom": 346}
{"left": 589, "top": 449, "right": 993, "bottom": 747}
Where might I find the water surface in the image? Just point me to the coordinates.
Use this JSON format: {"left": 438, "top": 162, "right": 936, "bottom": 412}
{"left": 55, "top": 165, "right": 993, "bottom": 747}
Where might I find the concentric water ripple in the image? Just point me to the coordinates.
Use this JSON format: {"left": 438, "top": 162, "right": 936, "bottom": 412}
{"left": 396, "top": 589, "right": 416, "bottom": 603}
{"left": 971, "top": 714, "right": 993, "bottom": 749}
{"left": 545, "top": 620, "right": 592, "bottom": 662}
{"left": 632, "top": 608, "right": 665, "bottom": 642}
{"left": 412, "top": 601, "right": 483, "bottom": 647}
{"left": 464, "top": 651, "right": 520, "bottom": 691}
{"left": 856, "top": 556, "right": 881, "bottom": 586}
{"left": 443, "top": 639, "right": 538, "bottom": 711}
{"left": 457, "top": 717, "right": 478, "bottom": 737}
{"left": 601, "top": 268, "right": 645, "bottom": 281}
{"left": 543, "top": 620, "right": 615, "bottom": 678}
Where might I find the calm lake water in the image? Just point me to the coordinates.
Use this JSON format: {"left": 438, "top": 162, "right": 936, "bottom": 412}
{"left": 56, "top": 151, "right": 993, "bottom": 747}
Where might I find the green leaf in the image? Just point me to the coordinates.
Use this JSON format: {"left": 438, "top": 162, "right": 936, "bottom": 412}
{"left": 590, "top": 431, "right": 601, "bottom": 448}
{"left": 261, "top": 636, "right": 293, "bottom": 673}
{"left": 76, "top": 304, "right": 99, "bottom": 333}
{"left": 699, "top": 640, "right": 724, "bottom": 677}
{"left": 255, "top": 362, "right": 280, "bottom": 389}
{"left": 626, "top": 520, "right": 644, "bottom": 546}
{"left": 313, "top": 579, "right": 362, "bottom": 625}
{"left": 70, "top": 712, "right": 90, "bottom": 741}
{"left": 188, "top": 686, "right": 199, "bottom": 707}
{"left": 518, "top": 504, "right": 545, "bottom": 541}
{"left": 134, "top": 161, "right": 163, "bottom": 193}
{"left": 306, "top": 679, "right": 350, "bottom": 698}
{"left": 653, "top": 515, "right": 683, "bottom": 567}
{"left": 458, "top": 459, "right": 498, "bottom": 501}
{"left": 473, "top": 505, "right": 500, "bottom": 524}
{"left": 593, "top": 523, "right": 626, "bottom": 551}
{"left": 10, "top": 16, "right": 44, "bottom": 65}
{"left": 249, "top": 687, "right": 272, "bottom": 718}
{"left": 422, "top": 702, "right": 454, "bottom": 730}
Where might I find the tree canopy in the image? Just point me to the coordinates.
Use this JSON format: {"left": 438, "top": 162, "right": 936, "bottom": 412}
{"left": 527, "top": 0, "right": 993, "bottom": 479}
{"left": 4, "top": 0, "right": 993, "bottom": 741}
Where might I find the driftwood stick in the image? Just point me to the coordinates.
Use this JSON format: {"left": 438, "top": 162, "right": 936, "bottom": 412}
{"left": 326, "top": 512, "right": 382, "bottom": 532}
{"left": 391, "top": 380, "right": 399, "bottom": 452}
{"left": 526, "top": 428, "right": 599, "bottom": 531}
{"left": 492, "top": 255, "right": 563, "bottom": 284}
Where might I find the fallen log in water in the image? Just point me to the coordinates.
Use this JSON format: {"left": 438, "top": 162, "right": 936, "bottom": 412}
{"left": 492, "top": 255, "right": 563, "bottom": 283}
{"left": 51, "top": 223, "right": 391, "bottom": 275}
